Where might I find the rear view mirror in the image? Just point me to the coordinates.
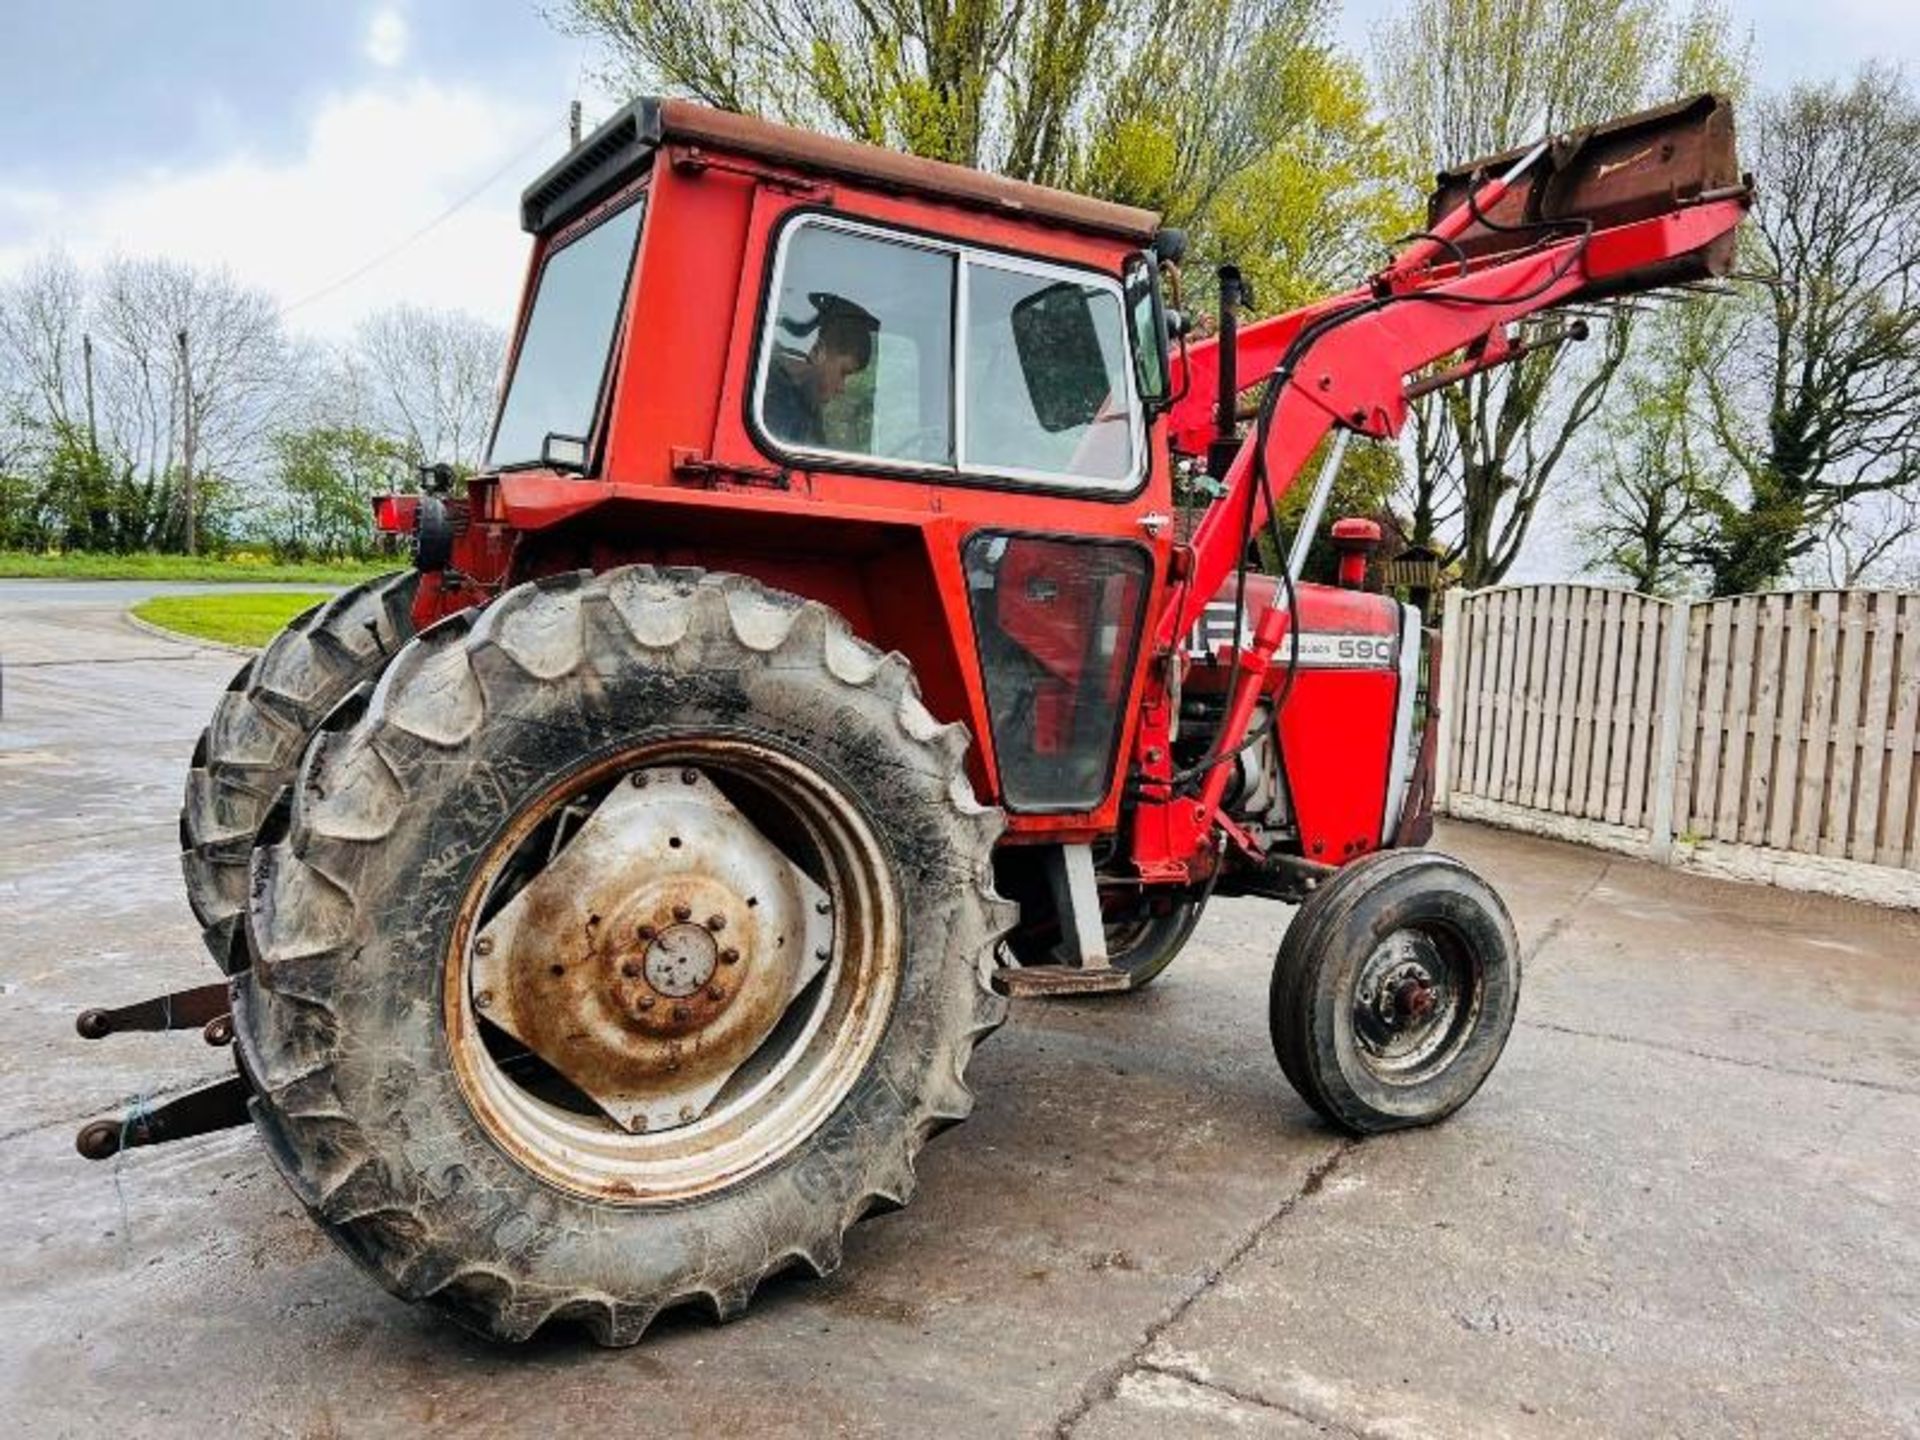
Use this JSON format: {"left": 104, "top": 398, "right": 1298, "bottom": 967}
{"left": 1123, "top": 253, "right": 1171, "bottom": 409}
{"left": 1011, "top": 282, "right": 1110, "bottom": 433}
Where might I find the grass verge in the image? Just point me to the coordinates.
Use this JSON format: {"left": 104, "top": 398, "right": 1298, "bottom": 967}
{"left": 132, "top": 592, "right": 332, "bottom": 649}
{"left": 0, "top": 551, "right": 391, "bottom": 583}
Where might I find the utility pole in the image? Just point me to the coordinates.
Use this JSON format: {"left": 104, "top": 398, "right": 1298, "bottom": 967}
{"left": 82, "top": 333, "right": 99, "bottom": 459}
{"left": 176, "top": 327, "right": 196, "bottom": 555}
{"left": 569, "top": 99, "right": 583, "bottom": 146}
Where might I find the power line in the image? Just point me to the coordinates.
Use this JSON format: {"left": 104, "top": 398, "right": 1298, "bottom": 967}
{"left": 279, "top": 121, "right": 560, "bottom": 318}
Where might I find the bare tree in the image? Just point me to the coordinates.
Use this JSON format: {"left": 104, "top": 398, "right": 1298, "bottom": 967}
{"left": 1800, "top": 490, "right": 1920, "bottom": 588}
{"left": 351, "top": 305, "right": 505, "bottom": 469}
{"left": 0, "top": 253, "right": 87, "bottom": 437}
{"left": 1691, "top": 67, "right": 1920, "bottom": 595}
{"left": 91, "top": 258, "right": 291, "bottom": 529}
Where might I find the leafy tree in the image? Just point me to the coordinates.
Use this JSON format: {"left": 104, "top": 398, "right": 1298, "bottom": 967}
{"left": 266, "top": 425, "right": 413, "bottom": 560}
{"left": 1581, "top": 309, "right": 1718, "bottom": 594}
{"left": 563, "top": 0, "right": 1109, "bottom": 178}
{"left": 558, "top": 0, "right": 1403, "bottom": 312}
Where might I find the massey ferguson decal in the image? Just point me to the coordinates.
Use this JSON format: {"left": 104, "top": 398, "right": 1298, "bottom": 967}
{"left": 1187, "top": 604, "right": 1400, "bottom": 669}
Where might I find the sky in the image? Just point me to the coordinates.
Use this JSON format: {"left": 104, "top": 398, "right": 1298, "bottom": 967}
{"left": 3, "top": 1, "right": 1912, "bottom": 344}
{"left": 0, "top": 1, "right": 600, "bottom": 338}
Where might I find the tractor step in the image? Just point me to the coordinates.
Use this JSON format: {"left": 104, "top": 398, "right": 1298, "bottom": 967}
{"left": 995, "top": 964, "right": 1133, "bottom": 997}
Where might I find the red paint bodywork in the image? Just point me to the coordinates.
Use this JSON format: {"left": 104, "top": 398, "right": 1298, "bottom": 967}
{"left": 407, "top": 100, "right": 1748, "bottom": 886}
{"left": 1184, "top": 577, "right": 1405, "bottom": 864}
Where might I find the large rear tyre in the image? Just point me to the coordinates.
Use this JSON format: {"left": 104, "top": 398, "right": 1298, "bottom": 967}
{"left": 180, "top": 571, "right": 417, "bottom": 969}
{"left": 1269, "top": 850, "right": 1519, "bottom": 1134}
{"left": 236, "top": 568, "right": 1011, "bottom": 1344}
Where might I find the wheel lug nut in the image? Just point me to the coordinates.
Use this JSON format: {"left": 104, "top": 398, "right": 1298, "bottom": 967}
{"left": 815, "top": 945, "right": 830, "bottom": 961}
{"left": 630, "top": 771, "right": 648, "bottom": 788}
{"left": 637, "top": 924, "right": 656, "bottom": 941}
{"left": 671, "top": 1004, "right": 691, "bottom": 1023}
{"left": 637, "top": 995, "right": 655, "bottom": 1010}
{"left": 673, "top": 904, "right": 692, "bottom": 922}
{"left": 706, "top": 914, "right": 726, "bottom": 932}
{"left": 707, "top": 984, "right": 726, "bottom": 1001}
{"left": 475, "top": 936, "right": 494, "bottom": 956}
{"left": 720, "top": 947, "right": 740, "bottom": 964}
{"left": 621, "top": 960, "right": 642, "bottom": 978}
{"left": 475, "top": 990, "right": 493, "bottom": 1010}
{"left": 815, "top": 899, "right": 831, "bottom": 915}
{"left": 681, "top": 768, "right": 698, "bottom": 785}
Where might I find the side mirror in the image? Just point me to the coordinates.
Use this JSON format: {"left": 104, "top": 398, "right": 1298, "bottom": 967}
{"left": 1123, "top": 252, "right": 1172, "bottom": 411}
{"left": 1010, "top": 281, "right": 1112, "bottom": 433}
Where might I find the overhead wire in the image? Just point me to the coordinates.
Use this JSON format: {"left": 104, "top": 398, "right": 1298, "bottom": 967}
{"left": 279, "top": 120, "right": 561, "bottom": 317}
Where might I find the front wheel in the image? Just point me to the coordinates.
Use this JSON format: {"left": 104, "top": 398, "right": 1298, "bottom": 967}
{"left": 1269, "top": 850, "right": 1519, "bottom": 1134}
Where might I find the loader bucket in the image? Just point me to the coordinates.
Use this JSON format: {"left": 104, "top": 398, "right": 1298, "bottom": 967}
{"left": 1428, "top": 92, "right": 1745, "bottom": 296}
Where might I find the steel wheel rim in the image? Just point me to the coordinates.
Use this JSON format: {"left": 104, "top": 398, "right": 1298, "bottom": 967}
{"left": 1347, "top": 924, "right": 1481, "bottom": 1085}
{"left": 444, "top": 737, "right": 900, "bottom": 1204}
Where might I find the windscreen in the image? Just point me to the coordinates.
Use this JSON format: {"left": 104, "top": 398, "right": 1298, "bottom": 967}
{"left": 488, "top": 198, "right": 644, "bottom": 468}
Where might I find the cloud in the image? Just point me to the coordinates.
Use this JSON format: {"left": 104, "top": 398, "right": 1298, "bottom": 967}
{"left": 366, "top": 8, "right": 410, "bottom": 69}
{"left": 0, "top": 80, "right": 563, "bottom": 339}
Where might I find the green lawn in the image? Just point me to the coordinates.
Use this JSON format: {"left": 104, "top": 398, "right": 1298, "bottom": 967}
{"left": 132, "top": 591, "right": 333, "bottom": 649}
{"left": 0, "top": 550, "right": 392, "bottom": 584}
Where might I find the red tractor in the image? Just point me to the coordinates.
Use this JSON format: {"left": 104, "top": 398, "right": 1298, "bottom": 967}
{"left": 77, "top": 94, "right": 1747, "bottom": 1344}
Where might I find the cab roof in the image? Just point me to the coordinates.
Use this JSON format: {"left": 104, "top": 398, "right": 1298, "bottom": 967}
{"left": 521, "top": 97, "right": 1161, "bottom": 245}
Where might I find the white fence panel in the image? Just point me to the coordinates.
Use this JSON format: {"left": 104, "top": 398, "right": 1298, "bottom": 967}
{"left": 1435, "top": 585, "right": 1920, "bottom": 905}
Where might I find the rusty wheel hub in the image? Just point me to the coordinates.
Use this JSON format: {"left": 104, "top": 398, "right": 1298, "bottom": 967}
{"left": 471, "top": 767, "right": 833, "bottom": 1135}
{"left": 1350, "top": 928, "right": 1464, "bottom": 1078}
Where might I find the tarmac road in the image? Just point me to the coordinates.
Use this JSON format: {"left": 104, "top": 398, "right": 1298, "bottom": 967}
{"left": 2, "top": 579, "right": 1916, "bottom": 1438}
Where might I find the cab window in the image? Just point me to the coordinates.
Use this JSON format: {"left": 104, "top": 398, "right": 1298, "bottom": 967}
{"left": 753, "top": 217, "right": 1141, "bottom": 491}
{"left": 490, "top": 198, "right": 644, "bottom": 468}
{"left": 757, "top": 224, "right": 954, "bottom": 465}
{"left": 964, "top": 262, "right": 1133, "bottom": 483}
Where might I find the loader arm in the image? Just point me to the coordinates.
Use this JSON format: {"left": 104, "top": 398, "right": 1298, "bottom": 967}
{"left": 1160, "top": 92, "right": 1751, "bottom": 648}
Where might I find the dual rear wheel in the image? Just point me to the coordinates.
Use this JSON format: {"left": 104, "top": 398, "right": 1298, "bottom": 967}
{"left": 225, "top": 568, "right": 1009, "bottom": 1343}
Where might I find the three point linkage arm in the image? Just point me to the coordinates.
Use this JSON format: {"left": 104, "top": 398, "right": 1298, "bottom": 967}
{"left": 1156, "top": 93, "right": 1752, "bottom": 650}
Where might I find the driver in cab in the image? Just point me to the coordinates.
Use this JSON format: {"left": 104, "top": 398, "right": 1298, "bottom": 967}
{"left": 763, "top": 292, "right": 879, "bottom": 447}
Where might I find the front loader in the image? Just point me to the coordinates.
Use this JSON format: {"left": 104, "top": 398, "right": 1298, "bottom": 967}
{"left": 75, "top": 93, "right": 1749, "bottom": 1343}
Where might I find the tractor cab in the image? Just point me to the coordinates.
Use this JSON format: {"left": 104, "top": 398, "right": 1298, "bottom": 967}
{"left": 412, "top": 98, "right": 1187, "bottom": 848}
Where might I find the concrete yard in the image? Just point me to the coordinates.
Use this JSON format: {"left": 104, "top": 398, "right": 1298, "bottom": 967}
{"left": 2, "top": 579, "right": 1916, "bottom": 1438}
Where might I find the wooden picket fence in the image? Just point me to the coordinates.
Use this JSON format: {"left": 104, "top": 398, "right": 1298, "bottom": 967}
{"left": 1434, "top": 585, "right": 1920, "bottom": 889}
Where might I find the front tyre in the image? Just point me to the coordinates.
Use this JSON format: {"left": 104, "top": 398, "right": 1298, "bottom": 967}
{"left": 237, "top": 568, "right": 1011, "bottom": 1344}
{"left": 1269, "top": 851, "right": 1519, "bottom": 1134}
